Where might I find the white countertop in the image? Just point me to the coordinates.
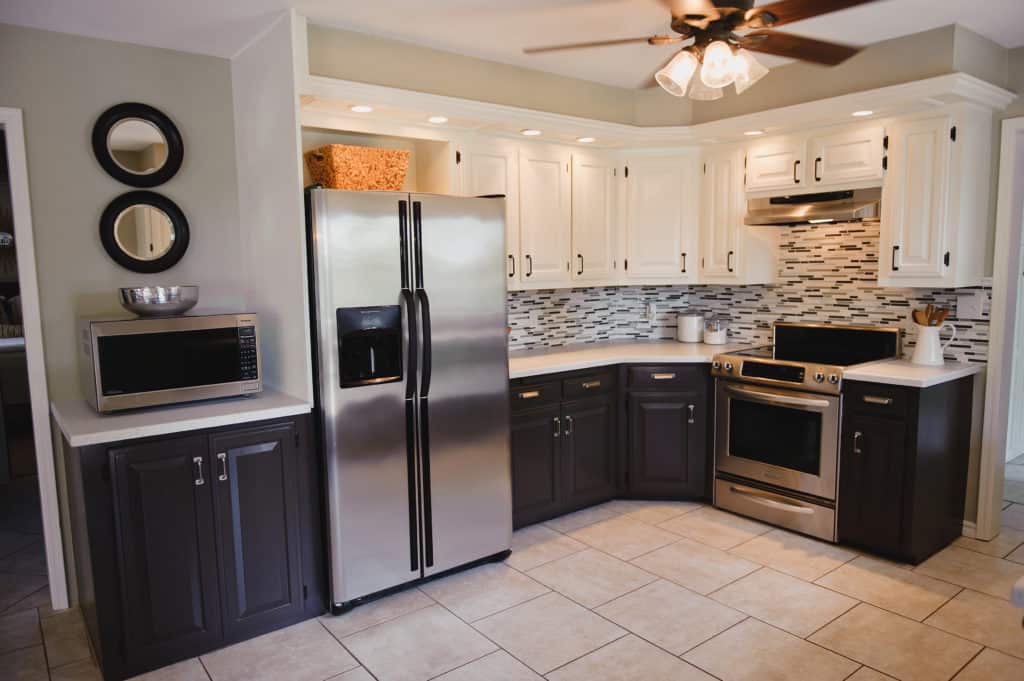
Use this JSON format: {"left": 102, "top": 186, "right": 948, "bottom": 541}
{"left": 51, "top": 388, "right": 313, "bottom": 448}
{"left": 843, "top": 359, "right": 985, "bottom": 388}
{"left": 509, "top": 340, "right": 748, "bottom": 378}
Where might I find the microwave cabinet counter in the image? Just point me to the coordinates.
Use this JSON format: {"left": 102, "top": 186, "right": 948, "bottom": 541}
{"left": 51, "top": 388, "right": 312, "bottom": 447}
{"left": 61, "top": 411, "right": 326, "bottom": 681}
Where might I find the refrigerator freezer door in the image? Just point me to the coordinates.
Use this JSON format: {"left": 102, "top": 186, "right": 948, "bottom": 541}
{"left": 309, "top": 189, "right": 421, "bottom": 604}
{"left": 412, "top": 194, "right": 513, "bottom": 576}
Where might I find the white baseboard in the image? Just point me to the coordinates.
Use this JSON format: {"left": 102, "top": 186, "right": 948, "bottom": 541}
{"left": 962, "top": 520, "right": 978, "bottom": 539}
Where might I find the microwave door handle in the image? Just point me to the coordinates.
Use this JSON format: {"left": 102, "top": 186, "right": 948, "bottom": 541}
{"left": 724, "top": 384, "right": 831, "bottom": 412}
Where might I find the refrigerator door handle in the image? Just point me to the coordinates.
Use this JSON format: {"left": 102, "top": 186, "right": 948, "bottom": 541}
{"left": 400, "top": 289, "right": 418, "bottom": 399}
{"left": 416, "top": 289, "right": 432, "bottom": 398}
{"left": 404, "top": 399, "right": 420, "bottom": 572}
{"left": 412, "top": 201, "right": 424, "bottom": 289}
{"left": 419, "top": 396, "right": 434, "bottom": 568}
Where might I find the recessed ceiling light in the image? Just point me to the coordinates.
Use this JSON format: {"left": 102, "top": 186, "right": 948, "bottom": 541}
{"left": 852, "top": 110, "right": 874, "bottom": 117}
{"left": 350, "top": 105, "right": 373, "bottom": 113}
{"left": 576, "top": 136, "right": 596, "bottom": 144}
{"left": 744, "top": 129, "right": 765, "bottom": 136}
{"left": 808, "top": 218, "right": 836, "bottom": 224}
{"left": 428, "top": 115, "right": 448, "bottom": 124}
{"left": 521, "top": 129, "right": 542, "bottom": 136}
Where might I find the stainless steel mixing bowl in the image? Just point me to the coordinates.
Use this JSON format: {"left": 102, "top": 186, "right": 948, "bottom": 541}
{"left": 118, "top": 285, "right": 199, "bottom": 317}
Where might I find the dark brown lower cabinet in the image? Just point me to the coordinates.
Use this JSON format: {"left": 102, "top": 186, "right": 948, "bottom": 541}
{"left": 511, "top": 403, "right": 562, "bottom": 527}
{"left": 562, "top": 393, "right": 618, "bottom": 509}
{"left": 626, "top": 392, "right": 706, "bottom": 498}
{"left": 838, "top": 378, "right": 973, "bottom": 564}
{"left": 65, "top": 415, "right": 324, "bottom": 681}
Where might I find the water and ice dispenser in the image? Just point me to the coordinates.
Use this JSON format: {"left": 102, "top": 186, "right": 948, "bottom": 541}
{"left": 336, "top": 306, "right": 403, "bottom": 388}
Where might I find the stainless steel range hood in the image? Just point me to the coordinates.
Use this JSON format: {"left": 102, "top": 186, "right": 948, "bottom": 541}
{"left": 745, "top": 188, "right": 881, "bottom": 226}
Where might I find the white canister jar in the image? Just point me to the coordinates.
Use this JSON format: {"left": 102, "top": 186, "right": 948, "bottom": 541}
{"left": 677, "top": 312, "right": 705, "bottom": 343}
{"left": 704, "top": 316, "right": 729, "bottom": 345}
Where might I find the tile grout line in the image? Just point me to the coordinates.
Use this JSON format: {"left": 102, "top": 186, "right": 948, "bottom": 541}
{"left": 314, "top": 618, "right": 381, "bottom": 681}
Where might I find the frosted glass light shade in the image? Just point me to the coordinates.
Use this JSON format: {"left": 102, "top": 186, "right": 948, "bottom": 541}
{"left": 688, "top": 76, "right": 724, "bottom": 101}
{"left": 732, "top": 49, "right": 769, "bottom": 94}
{"left": 700, "top": 40, "right": 736, "bottom": 88}
{"left": 655, "top": 50, "right": 699, "bottom": 97}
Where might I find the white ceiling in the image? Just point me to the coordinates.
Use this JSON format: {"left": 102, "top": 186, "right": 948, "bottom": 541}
{"left": 3, "top": 0, "right": 1024, "bottom": 89}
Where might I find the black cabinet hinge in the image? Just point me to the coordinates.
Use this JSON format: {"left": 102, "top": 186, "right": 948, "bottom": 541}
{"left": 455, "top": 150, "right": 461, "bottom": 164}
{"left": 950, "top": 126, "right": 957, "bottom": 142}
{"left": 944, "top": 251, "right": 950, "bottom": 266}
{"left": 882, "top": 156, "right": 887, "bottom": 171}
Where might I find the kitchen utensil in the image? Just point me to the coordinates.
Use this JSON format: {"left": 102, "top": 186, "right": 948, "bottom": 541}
{"left": 119, "top": 285, "right": 199, "bottom": 316}
{"left": 911, "top": 322, "right": 956, "bottom": 366}
{"left": 912, "top": 309, "right": 927, "bottom": 325}
{"left": 677, "top": 312, "right": 705, "bottom": 343}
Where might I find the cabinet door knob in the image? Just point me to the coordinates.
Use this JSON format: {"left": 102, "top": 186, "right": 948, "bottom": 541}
{"left": 193, "top": 456, "right": 205, "bottom": 487}
{"left": 687, "top": 404, "right": 695, "bottom": 424}
{"left": 217, "top": 452, "right": 228, "bottom": 482}
{"left": 853, "top": 431, "right": 863, "bottom": 455}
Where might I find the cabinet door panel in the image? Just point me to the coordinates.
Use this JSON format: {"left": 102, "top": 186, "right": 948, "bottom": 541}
{"left": 571, "top": 154, "right": 616, "bottom": 283}
{"left": 880, "top": 116, "right": 951, "bottom": 280}
{"left": 511, "top": 404, "right": 562, "bottom": 527}
{"left": 211, "top": 424, "right": 303, "bottom": 640}
{"left": 701, "top": 150, "right": 743, "bottom": 280}
{"left": 110, "top": 437, "right": 222, "bottom": 665}
{"left": 628, "top": 392, "right": 705, "bottom": 498}
{"left": 837, "top": 414, "right": 906, "bottom": 556}
{"left": 461, "top": 144, "right": 520, "bottom": 286}
{"left": 745, "top": 137, "right": 805, "bottom": 192}
{"left": 809, "top": 126, "right": 884, "bottom": 186}
{"left": 625, "top": 157, "right": 695, "bottom": 282}
{"left": 564, "top": 395, "right": 618, "bottom": 508}
{"left": 519, "top": 148, "right": 571, "bottom": 287}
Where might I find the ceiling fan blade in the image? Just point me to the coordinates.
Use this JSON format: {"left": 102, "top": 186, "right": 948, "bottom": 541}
{"left": 739, "top": 30, "right": 861, "bottom": 65}
{"left": 743, "top": 0, "right": 882, "bottom": 29}
{"left": 523, "top": 35, "right": 679, "bottom": 54}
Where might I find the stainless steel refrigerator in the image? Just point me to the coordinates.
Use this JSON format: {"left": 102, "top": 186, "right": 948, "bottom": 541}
{"left": 305, "top": 188, "right": 512, "bottom": 612}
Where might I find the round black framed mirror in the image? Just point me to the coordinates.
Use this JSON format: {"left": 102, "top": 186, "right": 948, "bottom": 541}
{"left": 92, "top": 103, "right": 183, "bottom": 187}
{"left": 99, "top": 191, "right": 190, "bottom": 273}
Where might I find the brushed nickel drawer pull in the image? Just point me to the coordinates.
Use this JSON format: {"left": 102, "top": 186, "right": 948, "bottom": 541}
{"left": 581, "top": 380, "right": 602, "bottom": 389}
{"left": 518, "top": 390, "right": 541, "bottom": 400}
{"left": 651, "top": 372, "right": 676, "bottom": 380}
{"left": 863, "top": 395, "right": 894, "bottom": 406}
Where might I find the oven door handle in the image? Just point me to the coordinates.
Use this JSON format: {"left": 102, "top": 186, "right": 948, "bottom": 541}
{"left": 724, "top": 384, "right": 831, "bottom": 412}
{"left": 728, "top": 484, "right": 815, "bottom": 515}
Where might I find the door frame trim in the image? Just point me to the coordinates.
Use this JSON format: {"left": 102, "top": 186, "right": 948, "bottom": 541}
{"left": 977, "top": 116, "right": 1024, "bottom": 540}
{"left": 0, "top": 107, "right": 69, "bottom": 609}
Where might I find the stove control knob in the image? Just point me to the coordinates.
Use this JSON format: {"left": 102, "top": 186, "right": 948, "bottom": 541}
{"left": 828, "top": 374, "right": 840, "bottom": 384}
{"left": 723, "top": 362, "right": 734, "bottom": 372}
{"left": 712, "top": 361, "right": 721, "bottom": 370}
{"left": 814, "top": 372, "right": 825, "bottom": 383}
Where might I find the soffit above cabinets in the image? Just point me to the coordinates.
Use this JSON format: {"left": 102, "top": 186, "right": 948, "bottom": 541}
{"left": 299, "top": 72, "right": 1016, "bottom": 149}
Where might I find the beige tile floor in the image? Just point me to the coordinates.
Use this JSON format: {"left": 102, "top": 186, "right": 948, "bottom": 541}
{"left": 4, "top": 498, "right": 1024, "bottom": 681}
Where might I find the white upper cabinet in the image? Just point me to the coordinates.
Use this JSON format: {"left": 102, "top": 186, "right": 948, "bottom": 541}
{"left": 879, "top": 106, "right": 992, "bottom": 287}
{"left": 701, "top": 147, "right": 777, "bottom": 285}
{"left": 808, "top": 126, "right": 885, "bottom": 187}
{"left": 519, "top": 145, "right": 572, "bottom": 288}
{"left": 458, "top": 141, "right": 521, "bottom": 288}
{"left": 623, "top": 155, "right": 699, "bottom": 284}
{"left": 745, "top": 136, "right": 806, "bottom": 193}
{"left": 570, "top": 153, "right": 617, "bottom": 285}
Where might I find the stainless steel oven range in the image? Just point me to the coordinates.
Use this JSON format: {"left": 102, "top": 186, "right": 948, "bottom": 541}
{"left": 712, "top": 323, "right": 901, "bottom": 541}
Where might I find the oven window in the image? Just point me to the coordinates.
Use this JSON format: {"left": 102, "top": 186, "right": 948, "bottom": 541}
{"left": 729, "top": 399, "right": 822, "bottom": 475}
{"left": 98, "top": 328, "right": 242, "bottom": 396}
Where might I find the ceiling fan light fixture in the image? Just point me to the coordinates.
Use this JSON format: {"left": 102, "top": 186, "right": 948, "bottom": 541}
{"left": 732, "top": 49, "right": 770, "bottom": 94}
{"left": 688, "top": 76, "right": 724, "bottom": 101}
{"left": 700, "top": 40, "right": 736, "bottom": 89}
{"left": 655, "top": 49, "right": 699, "bottom": 97}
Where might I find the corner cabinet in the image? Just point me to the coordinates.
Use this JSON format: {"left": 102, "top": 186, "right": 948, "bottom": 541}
{"left": 700, "top": 147, "right": 778, "bottom": 285}
{"left": 878, "top": 105, "right": 993, "bottom": 288}
{"left": 622, "top": 155, "right": 699, "bottom": 285}
{"left": 64, "top": 415, "right": 324, "bottom": 681}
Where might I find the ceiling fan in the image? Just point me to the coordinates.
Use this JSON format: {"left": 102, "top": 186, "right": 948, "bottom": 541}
{"left": 523, "top": 0, "right": 882, "bottom": 100}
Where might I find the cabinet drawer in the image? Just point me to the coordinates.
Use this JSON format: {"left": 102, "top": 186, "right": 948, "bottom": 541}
{"left": 563, "top": 371, "right": 616, "bottom": 399}
{"left": 844, "top": 382, "right": 908, "bottom": 420}
{"left": 628, "top": 365, "right": 703, "bottom": 391}
{"left": 510, "top": 380, "right": 561, "bottom": 411}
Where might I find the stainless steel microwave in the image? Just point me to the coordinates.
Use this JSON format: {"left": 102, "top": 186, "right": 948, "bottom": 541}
{"left": 79, "top": 313, "right": 261, "bottom": 413}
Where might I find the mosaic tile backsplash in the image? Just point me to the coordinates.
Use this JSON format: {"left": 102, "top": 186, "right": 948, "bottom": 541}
{"left": 507, "top": 222, "right": 991, "bottom": 364}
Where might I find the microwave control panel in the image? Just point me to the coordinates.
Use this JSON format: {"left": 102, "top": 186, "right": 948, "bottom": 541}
{"left": 239, "top": 326, "right": 259, "bottom": 380}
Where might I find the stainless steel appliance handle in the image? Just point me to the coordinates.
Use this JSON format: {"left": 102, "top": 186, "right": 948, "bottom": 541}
{"left": 724, "top": 384, "right": 831, "bottom": 411}
{"left": 416, "top": 289, "right": 432, "bottom": 398}
{"left": 217, "top": 452, "right": 228, "bottom": 482}
{"left": 193, "top": 456, "right": 205, "bottom": 486}
{"left": 862, "top": 395, "right": 894, "bottom": 406}
{"left": 729, "top": 484, "right": 814, "bottom": 515}
{"left": 405, "top": 399, "right": 419, "bottom": 572}
{"left": 400, "top": 289, "right": 418, "bottom": 400}
{"left": 419, "top": 395, "right": 434, "bottom": 569}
